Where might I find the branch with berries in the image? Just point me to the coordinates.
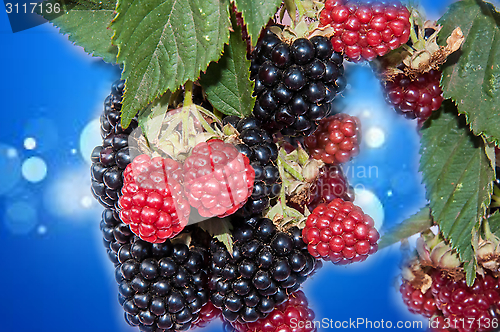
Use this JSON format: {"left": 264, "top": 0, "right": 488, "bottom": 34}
{"left": 43, "top": 0, "right": 500, "bottom": 330}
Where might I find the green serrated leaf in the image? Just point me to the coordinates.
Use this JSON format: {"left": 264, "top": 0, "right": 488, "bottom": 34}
{"left": 40, "top": 0, "right": 118, "bottom": 63}
{"left": 378, "top": 207, "right": 433, "bottom": 250}
{"left": 200, "top": 20, "right": 255, "bottom": 117}
{"left": 419, "top": 101, "right": 494, "bottom": 270}
{"left": 198, "top": 218, "right": 233, "bottom": 254}
{"left": 488, "top": 212, "right": 500, "bottom": 236}
{"left": 438, "top": 0, "right": 500, "bottom": 145}
{"left": 234, "top": 0, "right": 282, "bottom": 45}
{"left": 112, "top": 0, "right": 231, "bottom": 128}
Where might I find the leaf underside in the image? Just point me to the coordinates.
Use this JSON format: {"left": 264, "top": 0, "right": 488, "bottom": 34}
{"left": 378, "top": 207, "right": 432, "bottom": 250}
{"left": 200, "top": 19, "right": 255, "bottom": 117}
{"left": 438, "top": 0, "right": 500, "bottom": 145}
{"left": 41, "top": 0, "right": 118, "bottom": 63}
{"left": 419, "top": 101, "right": 494, "bottom": 282}
{"left": 111, "top": 0, "right": 231, "bottom": 128}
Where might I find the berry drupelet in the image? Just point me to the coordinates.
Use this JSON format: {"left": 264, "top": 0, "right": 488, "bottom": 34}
{"left": 209, "top": 217, "right": 319, "bottom": 323}
{"left": 304, "top": 113, "right": 360, "bottom": 164}
{"left": 303, "top": 198, "right": 379, "bottom": 264}
{"left": 251, "top": 30, "right": 346, "bottom": 137}
{"left": 91, "top": 79, "right": 139, "bottom": 209}
{"left": 116, "top": 237, "right": 209, "bottom": 331}
{"left": 319, "top": 0, "right": 411, "bottom": 61}
{"left": 400, "top": 281, "right": 439, "bottom": 318}
{"left": 431, "top": 271, "right": 500, "bottom": 332}
{"left": 384, "top": 69, "right": 444, "bottom": 124}
{"left": 100, "top": 208, "right": 134, "bottom": 266}
{"left": 233, "top": 117, "right": 281, "bottom": 216}
{"left": 230, "top": 290, "right": 317, "bottom": 332}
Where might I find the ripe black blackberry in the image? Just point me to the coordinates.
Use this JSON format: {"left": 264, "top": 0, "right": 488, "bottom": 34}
{"left": 116, "top": 235, "right": 209, "bottom": 331}
{"left": 209, "top": 217, "right": 319, "bottom": 323}
{"left": 251, "top": 29, "right": 346, "bottom": 137}
{"left": 91, "top": 79, "right": 139, "bottom": 209}
{"left": 100, "top": 208, "right": 134, "bottom": 266}
{"left": 231, "top": 117, "right": 281, "bottom": 216}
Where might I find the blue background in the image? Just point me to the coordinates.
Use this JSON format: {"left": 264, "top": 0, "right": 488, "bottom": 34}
{"left": 0, "top": 1, "right": 478, "bottom": 331}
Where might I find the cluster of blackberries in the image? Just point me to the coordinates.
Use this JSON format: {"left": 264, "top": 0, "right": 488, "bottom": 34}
{"left": 209, "top": 216, "right": 319, "bottom": 323}
{"left": 223, "top": 116, "right": 282, "bottom": 216}
{"left": 251, "top": 29, "right": 346, "bottom": 137}
{"left": 116, "top": 237, "right": 210, "bottom": 331}
{"left": 91, "top": 80, "right": 138, "bottom": 209}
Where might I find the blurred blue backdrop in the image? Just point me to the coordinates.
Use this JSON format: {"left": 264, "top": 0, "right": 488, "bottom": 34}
{"left": 0, "top": 1, "right": 467, "bottom": 331}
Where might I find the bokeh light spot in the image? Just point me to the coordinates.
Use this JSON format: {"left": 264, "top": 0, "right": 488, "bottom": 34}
{"left": 24, "top": 118, "right": 59, "bottom": 152}
{"left": 79, "top": 118, "right": 101, "bottom": 165}
{"left": 4, "top": 201, "right": 37, "bottom": 234}
{"left": 24, "top": 137, "right": 37, "bottom": 150}
{"left": 365, "top": 127, "right": 386, "bottom": 148}
{"left": 81, "top": 196, "right": 93, "bottom": 209}
{"left": 37, "top": 225, "right": 47, "bottom": 235}
{"left": 353, "top": 187, "right": 384, "bottom": 230}
{"left": 0, "top": 144, "right": 22, "bottom": 195}
{"left": 22, "top": 157, "right": 48, "bottom": 183}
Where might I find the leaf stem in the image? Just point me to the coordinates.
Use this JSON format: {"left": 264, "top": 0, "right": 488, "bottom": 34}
{"left": 183, "top": 81, "right": 194, "bottom": 107}
{"left": 484, "top": 217, "right": 494, "bottom": 239}
{"left": 278, "top": 151, "right": 304, "bottom": 181}
{"left": 409, "top": 11, "right": 418, "bottom": 46}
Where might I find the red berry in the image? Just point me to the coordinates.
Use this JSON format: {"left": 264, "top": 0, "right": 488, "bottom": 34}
{"left": 231, "top": 291, "right": 317, "bottom": 332}
{"left": 191, "top": 301, "right": 221, "bottom": 328}
{"left": 304, "top": 113, "right": 360, "bottom": 165}
{"left": 431, "top": 271, "right": 499, "bottom": 332}
{"left": 400, "top": 282, "right": 439, "bottom": 318}
{"left": 118, "top": 154, "right": 190, "bottom": 243}
{"left": 303, "top": 198, "right": 379, "bottom": 264}
{"left": 183, "top": 139, "right": 255, "bottom": 218}
{"left": 385, "top": 70, "right": 443, "bottom": 122}
{"left": 319, "top": 0, "right": 411, "bottom": 61}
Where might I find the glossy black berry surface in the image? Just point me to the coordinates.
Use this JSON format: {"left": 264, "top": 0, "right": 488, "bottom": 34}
{"left": 233, "top": 117, "right": 281, "bottom": 216}
{"left": 116, "top": 235, "right": 209, "bottom": 331}
{"left": 209, "top": 217, "right": 319, "bottom": 323}
{"left": 250, "top": 30, "right": 345, "bottom": 137}
{"left": 91, "top": 79, "right": 139, "bottom": 209}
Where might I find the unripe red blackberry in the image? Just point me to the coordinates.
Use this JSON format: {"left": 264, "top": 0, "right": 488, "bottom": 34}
{"left": 304, "top": 113, "right": 360, "bottom": 164}
{"left": 191, "top": 301, "right": 221, "bottom": 328}
{"left": 230, "top": 290, "right": 317, "bottom": 332}
{"left": 307, "top": 164, "right": 354, "bottom": 212}
{"left": 319, "top": 0, "right": 411, "bottom": 61}
{"left": 183, "top": 139, "right": 255, "bottom": 218}
{"left": 118, "top": 155, "right": 191, "bottom": 243}
{"left": 431, "top": 271, "right": 500, "bottom": 332}
{"left": 303, "top": 198, "right": 379, "bottom": 264}
{"left": 251, "top": 29, "right": 346, "bottom": 137}
{"left": 385, "top": 70, "right": 444, "bottom": 122}
{"left": 400, "top": 282, "right": 439, "bottom": 318}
